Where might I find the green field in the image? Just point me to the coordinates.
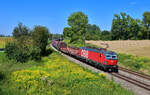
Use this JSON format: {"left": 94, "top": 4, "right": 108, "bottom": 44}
{"left": 118, "top": 53, "right": 150, "bottom": 75}
{"left": 0, "top": 37, "right": 13, "bottom": 48}
{"left": 0, "top": 50, "right": 134, "bottom": 95}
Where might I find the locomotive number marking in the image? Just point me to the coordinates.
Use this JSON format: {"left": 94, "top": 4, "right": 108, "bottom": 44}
{"left": 81, "top": 50, "right": 88, "bottom": 58}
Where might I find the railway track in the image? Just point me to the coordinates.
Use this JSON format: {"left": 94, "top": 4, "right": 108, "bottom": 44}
{"left": 51, "top": 44, "right": 150, "bottom": 92}
{"left": 111, "top": 72, "right": 150, "bottom": 91}
{"left": 119, "top": 67, "right": 150, "bottom": 80}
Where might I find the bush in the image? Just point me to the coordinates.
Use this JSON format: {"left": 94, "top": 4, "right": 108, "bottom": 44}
{"left": 5, "top": 40, "right": 41, "bottom": 63}
{"left": 32, "top": 26, "right": 49, "bottom": 55}
{"left": 5, "top": 42, "right": 18, "bottom": 60}
{"left": 13, "top": 22, "right": 30, "bottom": 38}
{"left": 5, "top": 23, "right": 50, "bottom": 63}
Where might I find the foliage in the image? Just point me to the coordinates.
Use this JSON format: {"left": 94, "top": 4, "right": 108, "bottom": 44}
{"left": 63, "top": 12, "right": 88, "bottom": 44}
{"left": 111, "top": 12, "right": 150, "bottom": 40}
{"left": 63, "top": 11, "right": 150, "bottom": 41}
{"left": 143, "top": 11, "right": 150, "bottom": 39}
{"left": 118, "top": 53, "right": 150, "bottom": 75}
{"left": 86, "top": 24, "right": 101, "bottom": 40}
{"left": 32, "top": 26, "right": 49, "bottom": 55}
{"left": 143, "top": 12, "right": 150, "bottom": 28}
{"left": 5, "top": 37, "right": 41, "bottom": 62}
{"left": 0, "top": 52, "right": 43, "bottom": 95}
{"left": 100, "top": 30, "right": 111, "bottom": 40}
{"left": 5, "top": 23, "right": 52, "bottom": 62}
{"left": 63, "top": 39, "right": 101, "bottom": 48}
{"left": 52, "top": 33, "right": 63, "bottom": 40}
{"left": 12, "top": 22, "right": 30, "bottom": 38}
{"left": 63, "top": 27, "right": 72, "bottom": 38}
{"left": 48, "top": 33, "right": 53, "bottom": 40}
{"left": 9, "top": 51, "right": 133, "bottom": 95}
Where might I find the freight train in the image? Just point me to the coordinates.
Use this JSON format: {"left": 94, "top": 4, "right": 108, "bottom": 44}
{"left": 52, "top": 39, "right": 118, "bottom": 72}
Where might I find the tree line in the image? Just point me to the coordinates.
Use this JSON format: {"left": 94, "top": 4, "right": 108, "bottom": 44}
{"left": 111, "top": 12, "right": 150, "bottom": 40}
{"left": 63, "top": 11, "right": 150, "bottom": 43}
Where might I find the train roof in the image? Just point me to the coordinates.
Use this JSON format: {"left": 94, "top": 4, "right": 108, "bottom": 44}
{"left": 80, "top": 47, "right": 117, "bottom": 55}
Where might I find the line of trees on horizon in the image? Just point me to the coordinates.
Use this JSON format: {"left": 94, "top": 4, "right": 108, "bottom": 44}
{"left": 63, "top": 11, "right": 150, "bottom": 42}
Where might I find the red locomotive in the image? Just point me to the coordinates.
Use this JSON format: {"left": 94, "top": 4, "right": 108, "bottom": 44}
{"left": 52, "top": 39, "right": 118, "bottom": 72}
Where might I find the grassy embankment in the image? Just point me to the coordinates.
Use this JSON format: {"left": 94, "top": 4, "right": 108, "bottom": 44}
{"left": 118, "top": 54, "right": 150, "bottom": 75}
{"left": 0, "top": 37, "right": 13, "bottom": 48}
{"left": 0, "top": 48, "right": 134, "bottom": 95}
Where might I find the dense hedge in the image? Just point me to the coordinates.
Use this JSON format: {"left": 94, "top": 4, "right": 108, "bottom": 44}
{"left": 5, "top": 41, "right": 41, "bottom": 63}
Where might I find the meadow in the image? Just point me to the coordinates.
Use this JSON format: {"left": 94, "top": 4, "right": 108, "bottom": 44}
{"left": 0, "top": 37, "right": 13, "bottom": 48}
{"left": 0, "top": 49, "right": 134, "bottom": 95}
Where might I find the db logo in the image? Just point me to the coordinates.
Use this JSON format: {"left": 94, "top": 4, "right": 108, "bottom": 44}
{"left": 81, "top": 50, "right": 88, "bottom": 58}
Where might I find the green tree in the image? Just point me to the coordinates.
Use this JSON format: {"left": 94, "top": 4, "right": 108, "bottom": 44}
{"left": 13, "top": 22, "right": 30, "bottom": 38}
{"left": 111, "top": 12, "right": 141, "bottom": 40}
{"left": 143, "top": 11, "right": 150, "bottom": 39}
{"left": 86, "top": 24, "right": 101, "bottom": 40}
{"left": 67, "top": 12, "right": 88, "bottom": 44}
{"left": 52, "top": 34, "right": 63, "bottom": 40}
{"left": 128, "top": 18, "right": 141, "bottom": 40}
{"left": 63, "top": 27, "right": 72, "bottom": 38}
{"left": 32, "top": 26, "right": 49, "bottom": 55}
{"left": 111, "top": 14, "right": 121, "bottom": 40}
{"left": 101, "top": 30, "right": 111, "bottom": 40}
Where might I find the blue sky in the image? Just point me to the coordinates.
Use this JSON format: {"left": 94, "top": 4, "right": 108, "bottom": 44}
{"left": 0, "top": 0, "right": 150, "bottom": 35}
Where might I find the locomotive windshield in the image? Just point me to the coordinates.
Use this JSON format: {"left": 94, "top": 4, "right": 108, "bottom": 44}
{"left": 105, "top": 52, "right": 117, "bottom": 60}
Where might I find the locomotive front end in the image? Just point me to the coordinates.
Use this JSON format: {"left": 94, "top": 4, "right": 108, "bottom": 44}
{"left": 104, "top": 51, "right": 118, "bottom": 72}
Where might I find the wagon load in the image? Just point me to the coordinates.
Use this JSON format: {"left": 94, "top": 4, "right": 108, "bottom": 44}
{"left": 59, "top": 42, "right": 68, "bottom": 53}
{"left": 67, "top": 46, "right": 80, "bottom": 56}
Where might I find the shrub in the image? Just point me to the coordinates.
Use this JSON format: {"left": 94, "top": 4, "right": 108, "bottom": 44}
{"left": 5, "top": 42, "right": 18, "bottom": 60}
{"left": 12, "top": 22, "right": 30, "bottom": 38}
{"left": 5, "top": 39, "right": 41, "bottom": 63}
{"left": 32, "top": 26, "right": 49, "bottom": 55}
{"left": 30, "top": 47, "right": 41, "bottom": 60}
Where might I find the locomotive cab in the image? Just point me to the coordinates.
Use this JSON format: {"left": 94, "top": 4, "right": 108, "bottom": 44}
{"left": 104, "top": 51, "right": 118, "bottom": 72}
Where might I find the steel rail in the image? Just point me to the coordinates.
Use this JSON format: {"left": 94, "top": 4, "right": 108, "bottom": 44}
{"left": 112, "top": 73, "right": 150, "bottom": 91}
{"left": 119, "top": 67, "right": 150, "bottom": 80}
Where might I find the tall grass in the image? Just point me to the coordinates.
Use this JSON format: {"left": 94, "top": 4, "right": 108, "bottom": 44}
{"left": 0, "top": 52, "right": 43, "bottom": 95}
{"left": 3, "top": 50, "right": 133, "bottom": 95}
{"left": 118, "top": 53, "right": 150, "bottom": 75}
{"left": 0, "top": 37, "right": 13, "bottom": 48}
{"left": 0, "top": 50, "right": 134, "bottom": 95}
